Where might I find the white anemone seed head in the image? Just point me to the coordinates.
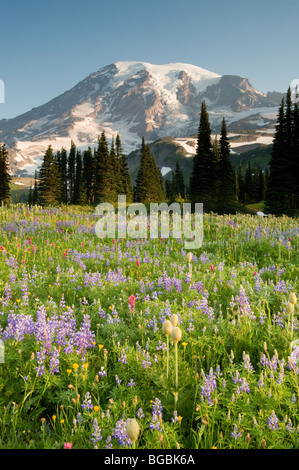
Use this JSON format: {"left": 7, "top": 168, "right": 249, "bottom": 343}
{"left": 286, "top": 302, "right": 294, "bottom": 314}
{"left": 162, "top": 320, "right": 173, "bottom": 336}
{"left": 289, "top": 293, "right": 297, "bottom": 305}
{"left": 171, "top": 326, "right": 182, "bottom": 343}
{"left": 126, "top": 418, "right": 140, "bottom": 442}
{"left": 170, "top": 314, "right": 179, "bottom": 327}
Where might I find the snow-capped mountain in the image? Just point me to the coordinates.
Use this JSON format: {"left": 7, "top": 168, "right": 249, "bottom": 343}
{"left": 0, "top": 61, "right": 283, "bottom": 174}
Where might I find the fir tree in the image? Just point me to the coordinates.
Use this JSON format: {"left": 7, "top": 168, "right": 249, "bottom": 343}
{"left": 135, "top": 138, "right": 165, "bottom": 203}
{"left": 174, "top": 159, "right": 185, "bottom": 199}
{"left": 114, "top": 134, "right": 134, "bottom": 202}
{"left": 59, "top": 147, "right": 68, "bottom": 204}
{"left": 73, "top": 149, "right": 83, "bottom": 204}
{"left": 265, "top": 96, "right": 294, "bottom": 215}
{"left": 0, "top": 144, "right": 11, "bottom": 204}
{"left": 38, "top": 145, "right": 62, "bottom": 206}
{"left": 216, "top": 118, "right": 235, "bottom": 211}
{"left": 83, "top": 147, "right": 94, "bottom": 204}
{"left": 244, "top": 163, "right": 253, "bottom": 205}
{"left": 292, "top": 87, "right": 299, "bottom": 209}
{"left": 95, "top": 132, "right": 117, "bottom": 203}
{"left": 190, "top": 101, "right": 217, "bottom": 209}
{"left": 67, "top": 140, "right": 76, "bottom": 204}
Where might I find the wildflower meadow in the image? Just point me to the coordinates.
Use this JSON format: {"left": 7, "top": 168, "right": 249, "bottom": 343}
{"left": 0, "top": 203, "right": 298, "bottom": 450}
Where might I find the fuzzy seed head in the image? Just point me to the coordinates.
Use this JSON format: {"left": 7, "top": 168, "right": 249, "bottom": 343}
{"left": 126, "top": 418, "right": 140, "bottom": 442}
{"left": 171, "top": 326, "right": 182, "bottom": 343}
{"left": 289, "top": 293, "right": 297, "bottom": 305}
{"left": 162, "top": 320, "right": 173, "bottom": 336}
{"left": 286, "top": 301, "right": 294, "bottom": 314}
{"left": 170, "top": 314, "right": 179, "bottom": 327}
{"left": 187, "top": 252, "right": 192, "bottom": 263}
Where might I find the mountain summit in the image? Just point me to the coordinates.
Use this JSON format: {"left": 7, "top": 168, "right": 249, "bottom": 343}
{"left": 0, "top": 61, "right": 283, "bottom": 174}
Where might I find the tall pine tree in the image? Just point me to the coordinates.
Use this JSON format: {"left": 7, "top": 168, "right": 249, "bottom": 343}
{"left": 265, "top": 95, "right": 294, "bottom": 215}
{"left": 190, "top": 101, "right": 217, "bottom": 210}
{"left": 216, "top": 118, "right": 236, "bottom": 212}
{"left": 0, "top": 144, "right": 11, "bottom": 204}
{"left": 83, "top": 147, "right": 94, "bottom": 204}
{"left": 38, "top": 145, "right": 62, "bottom": 206}
{"left": 135, "top": 138, "right": 165, "bottom": 202}
{"left": 67, "top": 140, "right": 76, "bottom": 204}
{"left": 94, "top": 132, "right": 117, "bottom": 203}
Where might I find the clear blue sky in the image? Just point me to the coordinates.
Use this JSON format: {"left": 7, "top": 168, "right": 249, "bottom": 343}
{"left": 1, "top": 0, "right": 298, "bottom": 119}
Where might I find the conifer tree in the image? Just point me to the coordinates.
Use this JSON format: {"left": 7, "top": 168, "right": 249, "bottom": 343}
{"left": 174, "top": 159, "right": 185, "bottom": 199}
{"left": 252, "top": 167, "right": 260, "bottom": 203}
{"left": 265, "top": 96, "right": 294, "bottom": 215}
{"left": 83, "top": 147, "right": 94, "bottom": 204}
{"left": 292, "top": 87, "right": 299, "bottom": 210}
{"left": 217, "top": 118, "right": 235, "bottom": 211}
{"left": 67, "top": 140, "right": 76, "bottom": 204}
{"left": 38, "top": 145, "right": 62, "bottom": 206}
{"left": 95, "top": 132, "right": 117, "bottom": 203}
{"left": 58, "top": 147, "right": 68, "bottom": 204}
{"left": 73, "top": 149, "right": 83, "bottom": 204}
{"left": 244, "top": 163, "right": 253, "bottom": 205}
{"left": 135, "top": 138, "right": 165, "bottom": 202}
{"left": 0, "top": 144, "right": 11, "bottom": 204}
{"left": 190, "top": 101, "right": 216, "bottom": 209}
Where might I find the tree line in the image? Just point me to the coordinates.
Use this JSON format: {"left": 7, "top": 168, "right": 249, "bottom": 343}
{"left": 264, "top": 87, "right": 299, "bottom": 216}
{"left": 0, "top": 87, "right": 298, "bottom": 216}
{"left": 28, "top": 132, "right": 134, "bottom": 206}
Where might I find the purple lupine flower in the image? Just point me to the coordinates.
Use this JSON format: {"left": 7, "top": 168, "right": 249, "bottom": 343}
{"left": 76, "top": 412, "right": 84, "bottom": 424}
{"left": 137, "top": 408, "right": 145, "bottom": 419}
{"left": 81, "top": 392, "right": 93, "bottom": 411}
{"left": 267, "top": 411, "right": 279, "bottom": 431}
{"left": 98, "top": 366, "right": 107, "bottom": 377}
{"left": 242, "top": 352, "right": 254, "bottom": 371}
{"left": 49, "top": 346, "right": 60, "bottom": 375}
{"left": 118, "top": 349, "right": 127, "bottom": 364}
{"left": 142, "top": 350, "right": 152, "bottom": 368}
{"left": 286, "top": 419, "right": 296, "bottom": 434}
{"left": 171, "top": 410, "right": 179, "bottom": 423}
{"left": 231, "top": 424, "right": 242, "bottom": 439}
{"left": 105, "top": 435, "right": 113, "bottom": 449}
{"left": 200, "top": 368, "right": 217, "bottom": 405}
{"left": 91, "top": 418, "right": 102, "bottom": 445}
{"left": 257, "top": 374, "right": 265, "bottom": 388}
{"left": 115, "top": 375, "right": 122, "bottom": 386}
{"left": 149, "top": 398, "right": 163, "bottom": 431}
{"left": 236, "top": 377, "right": 250, "bottom": 394}
{"left": 112, "top": 418, "right": 132, "bottom": 447}
{"left": 35, "top": 346, "right": 46, "bottom": 377}
{"left": 73, "top": 314, "right": 96, "bottom": 357}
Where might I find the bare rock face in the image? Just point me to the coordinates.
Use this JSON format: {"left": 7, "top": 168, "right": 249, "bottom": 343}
{"left": 0, "top": 61, "right": 284, "bottom": 174}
